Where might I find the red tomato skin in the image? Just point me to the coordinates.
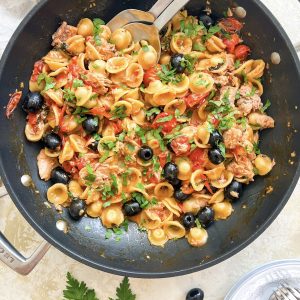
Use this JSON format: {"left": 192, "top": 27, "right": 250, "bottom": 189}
{"left": 112, "top": 120, "right": 123, "bottom": 134}
{"left": 146, "top": 169, "right": 160, "bottom": 184}
{"left": 189, "top": 148, "right": 207, "bottom": 170}
{"left": 143, "top": 65, "right": 161, "bottom": 86}
{"left": 222, "top": 34, "right": 240, "bottom": 53}
{"left": 6, "top": 91, "right": 22, "bottom": 118}
{"left": 170, "top": 136, "right": 191, "bottom": 156}
{"left": 31, "top": 60, "right": 45, "bottom": 82}
{"left": 234, "top": 45, "right": 251, "bottom": 61}
{"left": 218, "top": 17, "right": 243, "bottom": 33}
{"left": 152, "top": 112, "right": 177, "bottom": 134}
{"left": 158, "top": 152, "right": 168, "bottom": 167}
{"left": 184, "top": 92, "right": 209, "bottom": 108}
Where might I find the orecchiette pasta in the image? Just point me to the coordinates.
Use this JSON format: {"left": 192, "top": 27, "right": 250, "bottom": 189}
{"left": 17, "top": 10, "right": 274, "bottom": 249}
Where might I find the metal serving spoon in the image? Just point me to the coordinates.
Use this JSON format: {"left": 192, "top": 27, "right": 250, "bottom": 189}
{"left": 123, "top": 0, "right": 190, "bottom": 60}
{"left": 107, "top": 0, "right": 174, "bottom": 32}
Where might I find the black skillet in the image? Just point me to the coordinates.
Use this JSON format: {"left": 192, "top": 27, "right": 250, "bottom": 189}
{"left": 0, "top": 0, "right": 299, "bottom": 278}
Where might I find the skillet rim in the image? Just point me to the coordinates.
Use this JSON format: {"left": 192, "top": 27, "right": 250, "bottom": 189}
{"left": 0, "top": 0, "right": 299, "bottom": 278}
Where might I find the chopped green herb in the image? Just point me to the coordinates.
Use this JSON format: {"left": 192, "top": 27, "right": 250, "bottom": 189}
{"left": 235, "top": 90, "right": 241, "bottom": 100}
{"left": 217, "top": 141, "right": 226, "bottom": 157}
{"left": 99, "top": 150, "right": 110, "bottom": 163}
{"left": 237, "top": 117, "right": 247, "bottom": 129}
{"left": 121, "top": 192, "right": 127, "bottom": 202}
{"left": 101, "top": 140, "right": 116, "bottom": 150}
{"left": 253, "top": 142, "right": 261, "bottom": 155}
{"left": 126, "top": 143, "right": 135, "bottom": 152}
{"left": 74, "top": 115, "right": 87, "bottom": 124}
{"left": 180, "top": 18, "right": 205, "bottom": 38}
{"left": 135, "top": 125, "right": 147, "bottom": 143}
{"left": 193, "top": 42, "right": 206, "bottom": 52}
{"left": 132, "top": 192, "right": 149, "bottom": 209}
{"left": 182, "top": 55, "right": 197, "bottom": 74}
{"left": 195, "top": 219, "right": 202, "bottom": 229}
{"left": 103, "top": 201, "right": 111, "bottom": 208}
{"left": 105, "top": 229, "right": 113, "bottom": 239}
{"left": 37, "top": 73, "right": 56, "bottom": 91}
{"left": 260, "top": 99, "right": 271, "bottom": 113}
{"left": 241, "top": 70, "right": 248, "bottom": 83}
{"left": 117, "top": 131, "right": 126, "bottom": 142}
{"left": 72, "top": 106, "right": 89, "bottom": 115}
{"left": 152, "top": 156, "right": 160, "bottom": 172}
{"left": 202, "top": 25, "right": 221, "bottom": 42}
{"left": 142, "top": 45, "right": 149, "bottom": 52}
{"left": 73, "top": 79, "right": 84, "bottom": 88}
{"left": 135, "top": 182, "right": 145, "bottom": 190}
{"left": 93, "top": 133, "right": 101, "bottom": 141}
{"left": 207, "top": 121, "right": 215, "bottom": 133}
{"left": 125, "top": 155, "right": 133, "bottom": 162}
{"left": 84, "top": 164, "right": 96, "bottom": 184}
{"left": 246, "top": 86, "right": 257, "bottom": 97}
{"left": 155, "top": 115, "right": 173, "bottom": 123}
{"left": 145, "top": 107, "right": 161, "bottom": 118}
{"left": 234, "top": 60, "right": 241, "bottom": 69}
{"left": 151, "top": 128, "right": 166, "bottom": 151}
{"left": 122, "top": 170, "right": 130, "bottom": 186}
{"left": 111, "top": 105, "right": 127, "bottom": 120}
{"left": 110, "top": 174, "right": 118, "bottom": 190}
{"left": 157, "top": 64, "right": 183, "bottom": 84}
{"left": 63, "top": 88, "right": 76, "bottom": 103}
{"left": 93, "top": 18, "right": 105, "bottom": 46}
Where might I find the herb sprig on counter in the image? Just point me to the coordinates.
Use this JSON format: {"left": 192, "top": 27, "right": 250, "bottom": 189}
{"left": 63, "top": 273, "right": 136, "bottom": 300}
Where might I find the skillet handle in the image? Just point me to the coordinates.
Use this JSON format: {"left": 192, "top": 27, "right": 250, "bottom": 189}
{"left": 148, "top": 0, "right": 174, "bottom": 18}
{"left": 0, "top": 231, "right": 50, "bottom": 275}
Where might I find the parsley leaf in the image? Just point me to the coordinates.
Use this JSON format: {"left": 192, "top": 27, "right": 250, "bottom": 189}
{"left": 260, "top": 99, "right": 271, "bottom": 113}
{"left": 193, "top": 42, "right": 206, "bottom": 52}
{"left": 152, "top": 156, "right": 160, "bottom": 172}
{"left": 182, "top": 55, "right": 197, "bottom": 74}
{"left": 93, "top": 18, "right": 105, "bottom": 46}
{"left": 202, "top": 25, "right": 221, "bottom": 42}
{"left": 37, "top": 73, "right": 56, "bottom": 91}
{"left": 155, "top": 115, "right": 173, "bottom": 123}
{"left": 180, "top": 18, "right": 204, "bottom": 38}
{"left": 253, "top": 142, "right": 261, "bottom": 155}
{"left": 157, "top": 65, "right": 183, "bottom": 84}
{"left": 132, "top": 192, "right": 149, "bottom": 209}
{"left": 145, "top": 107, "right": 161, "bottom": 118}
{"left": 234, "top": 60, "right": 241, "bottom": 69}
{"left": 63, "top": 88, "right": 76, "bottom": 103}
{"left": 63, "top": 272, "right": 99, "bottom": 300}
{"left": 217, "top": 141, "right": 226, "bottom": 157}
{"left": 73, "top": 79, "right": 84, "bottom": 88}
{"left": 84, "top": 164, "right": 96, "bottom": 185}
{"left": 111, "top": 105, "right": 127, "bottom": 120}
{"left": 99, "top": 150, "right": 110, "bottom": 163}
{"left": 135, "top": 125, "right": 147, "bottom": 143}
{"left": 109, "top": 277, "right": 136, "bottom": 300}
{"left": 195, "top": 219, "right": 202, "bottom": 229}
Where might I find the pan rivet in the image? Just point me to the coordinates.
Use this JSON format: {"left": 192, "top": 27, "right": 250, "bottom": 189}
{"left": 21, "top": 174, "right": 32, "bottom": 187}
{"left": 56, "top": 220, "right": 68, "bottom": 233}
{"left": 271, "top": 52, "right": 281, "bottom": 64}
{"left": 235, "top": 7, "right": 247, "bottom": 18}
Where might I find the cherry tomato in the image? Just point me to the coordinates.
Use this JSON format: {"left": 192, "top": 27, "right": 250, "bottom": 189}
{"left": 152, "top": 112, "right": 177, "bottom": 134}
{"left": 62, "top": 161, "right": 78, "bottom": 174}
{"left": 222, "top": 33, "right": 240, "bottom": 53}
{"left": 31, "top": 60, "right": 45, "bottom": 82}
{"left": 6, "top": 91, "right": 22, "bottom": 118}
{"left": 218, "top": 17, "right": 243, "bottom": 33}
{"left": 234, "top": 45, "right": 251, "bottom": 61}
{"left": 89, "top": 106, "right": 111, "bottom": 119}
{"left": 158, "top": 152, "right": 168, "bottom": 167}
{"left": 189, "top": 148, "right": 207, "bottom": 170}
{"left": 27, "top": 113, "right": 38, "bottom": 128}
{"left": 143, "top": 65, "right": 161, "bottom": 86}
{"left": 146, "top": 169, "right": 160, "bottom": 184}
{"left": 112, "top": 120, "right": 123, "bottom": 134}
{"left": 184, "top": 92, "right": 209, "bottom": 108}
{"left": 170, "top": 136, "right": 191, "bottom": 156}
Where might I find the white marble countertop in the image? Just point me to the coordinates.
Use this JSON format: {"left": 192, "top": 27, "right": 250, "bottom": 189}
{"left": 0, "top": 1, "right": 299, "bottom": 299}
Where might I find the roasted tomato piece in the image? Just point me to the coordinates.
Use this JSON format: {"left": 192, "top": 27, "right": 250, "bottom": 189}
{"left": 143, "top": 65, "right": 161, "bottom": 86}
{"left": 234, "top": 45, "right": 251, "bottom": 61}
{"left": 170, "top": 136, "right": 191, "bottom": 156}
{"left": 6, "top": 91, "right": 22, "bottom": 118}
{"left": 152, "top": 112, "right": 177, "bottom": 134}
{"left": 184, "top": 92, "right": 209, "bottom": 108}
{"left": 218, "top": 17, "right": 243, "bottom": 33}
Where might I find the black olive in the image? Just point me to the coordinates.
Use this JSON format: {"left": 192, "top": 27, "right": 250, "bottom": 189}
{"left": 169, "top": 178, "right": 182, "bottom": 189}
{"left": 170, "top": 54, "right": 185, "bottom": 73}
{"left": 137, "top": 146, "right": 153, "bottom": 161}
{"left": 199, "top": 13, "right": 214, "bottom": 28}
{"left": 68, "top": 198, "right": 86, "bottom": 220}
{"left": 225, "top": 180, "right": 243, "bottom": 201}
{"left": 82, "top": 115, "right": 99, "bottom": 134}
{"left": 197, "top": 206, "right": 215, "bottom": 228}
{"left": 43, "top": 132, "right": 62, "bottom": 150}
{"left": 51, "top": 167, "right": 70, "bottom": 184}
{"left": 123, "top": 200, "right": 142, "bottom": 216}
{"left": 174, "top": 189, "right": 191, "bottom": 202}
{"left": 186, "top": 288, "right": 204, "bottom": 300}
{"left": 182, "top": 213, "right": 196, "bottom": 229}
{"left": 163, "top": 162, "right": 179, "bottom": 183}
{"left": 208, "top": 130, "right": 223, "bottom": 148}
{"left": 88, "top": 140, "right": 99, "bottom": 152}
{"left": 208, "top": 148, "right": 225, "bottom": 165}
{"left": 22, "top": 92, "right": 44, "bottom": 113}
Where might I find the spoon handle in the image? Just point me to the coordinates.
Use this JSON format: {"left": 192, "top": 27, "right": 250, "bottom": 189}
{"left": 149, "top": 0, "right": 174, "bottom": 19}
{"left": 154, "top": 0, "right": 190, "bottom": 31}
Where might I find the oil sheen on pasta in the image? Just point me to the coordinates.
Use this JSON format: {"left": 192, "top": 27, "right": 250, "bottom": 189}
{"left": 22, "top": 10, "right": 275, "bottom": 247}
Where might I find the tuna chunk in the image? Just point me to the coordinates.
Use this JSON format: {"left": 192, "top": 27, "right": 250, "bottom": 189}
{"left": 219, "top": 86, "right": 238, "bottom": 108}
{"left": 236, "top": 85, "right": 262, "bottom": 116}
{"left": 52, "top": 22, "right": 78, "bottom": 48}
{"left": 227, "top": 156, "right": 255, "bottom": 181}
{"left": 37, "top": 149, "right": 58, "bottom": 181}
{"left": 248, "top": 112, "right": 275, "bottom": 129}
{"left": 223, "top": 127, "right": 244, "bottom": 149}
